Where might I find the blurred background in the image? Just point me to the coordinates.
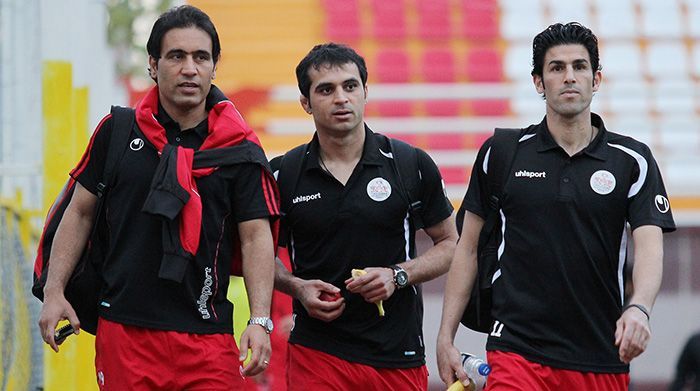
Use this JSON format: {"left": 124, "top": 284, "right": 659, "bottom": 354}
{"left": 1, "top": 0, "right": 699, "bottom": 389}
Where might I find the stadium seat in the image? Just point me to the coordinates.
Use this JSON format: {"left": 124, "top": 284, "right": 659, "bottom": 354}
{"left": 692, "top": 43, "right": 700, "bottom": 78}
{"left": 370, "top": 0, "right": 407, "bottom": 40}
{"left": 646, "top": 42, "right": 689, "bottom": 79}
{"left": 322, "top": 0, "right": 361, "bottom": 42}
{"left": 416, "top": 0, "right": 452, "bottom": 40}
{"left": 499, "top": 0, "right": 547, "bottom": 42}
{"left": 420, "top": 48, "right": 456, "bottom": 83}
{"left": 469, "top": 99, "right": 509, "bottom": 116}
{"left": 652, "top": 79, "right": 695, "bottom": 115}
{"left": 376, "top": 100, "right": 414, "bottom": 117}
{"left": 638, "top": 0, "right": 683, "bottom": 38}
{"left": 504, "top": 42, "right": 533, "bottom": 82}
{"left": 375, "top": 48, "right": 411, "bottom": 83}
{"left": 545, "top": 0, "right": 593, "bottom": 27}
{"left": 465, "top": 47, "right": 503, "bottom": 82}
{"left": 425, "top": 100, "right": 461, "bottom": 117}
{"left": 600, "top": 42, "right": 644, "bottom": 81}
{"left": 592, "top": 0, "right": 638, "bottom": 39}
{"left": 460, "top": 0, "right": 499, "bottom": 41}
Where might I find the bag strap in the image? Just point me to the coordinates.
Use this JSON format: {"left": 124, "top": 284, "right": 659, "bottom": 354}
{"left": 387, "top": 136, "right": 424, "bottom": 230}
{"left": 477, "top": 128, "right": 521, "bottom": 248}
{"left": 96, "top": 105, "right": 135, "bottom": 199}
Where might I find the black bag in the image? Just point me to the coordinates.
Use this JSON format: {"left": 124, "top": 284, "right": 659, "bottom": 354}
{"left": 455, "top": 128, "right": 520, "bottom": 333}
{"left": 32, "top": 106, "right": 134, "bottom": 335}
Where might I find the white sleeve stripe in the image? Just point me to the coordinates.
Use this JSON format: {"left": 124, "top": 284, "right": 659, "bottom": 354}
{"left": 608, "top": 143, "right": 648, "bottom": 198}
{"left": 617, "top": 228, "right": 628, "bottom": 306}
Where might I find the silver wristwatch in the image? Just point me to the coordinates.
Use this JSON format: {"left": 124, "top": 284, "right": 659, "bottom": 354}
{"left": 248, "top": 317, "right": 274, "bottom": 334}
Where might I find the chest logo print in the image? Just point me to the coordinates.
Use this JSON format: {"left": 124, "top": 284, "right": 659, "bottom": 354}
{"left": 292, "top": 192, "right": 321, "bottom": 204}
{"left": 655, "top": 195, "right": 670, "bottom": 213}
{"left": 590, "top": 170, "right": 616, "bottom": 195}
{"left": 367, "top": 177, "right": 391, "bottom": 202}
{"left": 129, "top": 138, "right": 144, "bottom": 151}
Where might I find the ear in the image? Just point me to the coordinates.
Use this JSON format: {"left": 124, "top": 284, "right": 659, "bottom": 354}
{"left": 364, "top": 84, "right": 368, "bottom": 101}
{"left": 592, "top": 70, "right": 602, "bottom": 92}
{"left": 533, "top": 74, "right": 544, "bottom": 94}
{"left": 212, "top": 62, "right": 217, "bottom": 80}
{"left": 300, "top": 95, "right": 312, "bottom": 114}
{"left": 148, "top": 56, "right": 158, "bottom": 79}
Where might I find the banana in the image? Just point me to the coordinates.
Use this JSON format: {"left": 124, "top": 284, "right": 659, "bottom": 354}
{"left": 351, "top": 269, "right": 386, "bottom": 316}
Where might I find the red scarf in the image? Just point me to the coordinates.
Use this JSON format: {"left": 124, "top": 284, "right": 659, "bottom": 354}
{"left": 135, "top": 85, "right": 267, "bottom": 258}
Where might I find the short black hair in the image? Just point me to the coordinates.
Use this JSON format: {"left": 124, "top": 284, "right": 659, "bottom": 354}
{"left": 147, "top": 5, "right": 221, "bottom": 65}
{"left": 296, "top": 43, "right": 368, "bottom": 99}
{"left": 531, "top": 22, "right": 601, "bottom": 78}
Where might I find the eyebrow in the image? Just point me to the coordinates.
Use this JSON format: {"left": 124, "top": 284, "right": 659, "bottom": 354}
{"left": 548, "top": 58, "right": 589, "bottom": 67}
{"left": 164, "top": 49, "right": 212, "bottom": 57}
{"left": 314, "top": 78, "right": 360, "bottom": 90}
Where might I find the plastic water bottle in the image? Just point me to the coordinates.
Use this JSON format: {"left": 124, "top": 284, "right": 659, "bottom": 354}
{"left": 446, "top": 353, "right": 491, "bottom": 391}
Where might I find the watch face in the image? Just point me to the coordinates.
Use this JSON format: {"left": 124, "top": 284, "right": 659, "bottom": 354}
{"left": 265, "top": 318, "right": 274, "bottom": 333}
{"left": 396, "top": 271, "right": 409, "bottom": 287}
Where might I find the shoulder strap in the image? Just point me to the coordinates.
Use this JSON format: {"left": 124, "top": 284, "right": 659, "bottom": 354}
{"left": 96, "top": 105, "right": 134, "bottom": 198}
{"left": 456, "top": 128, "right": 521, "bottom": 235}
{"left": 277, "top": 143, "right": 310, "bottom": 214}
{"left": 387, "top": 136, "right": 424, "bottom": 230}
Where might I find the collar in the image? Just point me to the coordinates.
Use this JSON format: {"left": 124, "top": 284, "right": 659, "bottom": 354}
{"left": 305, "top": 124, "right": 383, "bottom": 172}
{"left": 155, "top": 102, "right": 209, "bottom": 143}
{"left": 535, "top": 112, "right": 608, "bottom": 160}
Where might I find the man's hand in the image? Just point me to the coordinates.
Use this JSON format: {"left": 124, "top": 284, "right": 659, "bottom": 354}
{"left": 615, "top": 306, "right": 651, "bottom": 363}
{"left": 344, "top": 266, "right": 395, "bottom": 303}
{"left": 239, "top": 324, "right": 271, "bottom": 377}
{"left": 296, "top": 279, "right": 345, "bottom": 322}
{"left": 436, "top": 339, "right": 468, "bottom": 388}
{"left": 38, "top": 293, "right": 80, "bottom": 353}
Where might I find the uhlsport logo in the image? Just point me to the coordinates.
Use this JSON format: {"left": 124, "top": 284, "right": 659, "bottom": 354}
{"left": 292, "top": 192, "right": 321, "bottom": 204}
{"left": 197, "top": 267, "right": 214, "bottom": 319}
{"left": 514, "top": 170, "right": 546, "bottom": 178}
{"left": 655, "top": 195, "right": 670, "bottom": 213}
{"left": 130, "top": 138, "right": 144, "bottom": 151}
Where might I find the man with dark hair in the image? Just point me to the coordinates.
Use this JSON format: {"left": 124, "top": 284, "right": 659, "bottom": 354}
{"left": 37, "top": 5, "right": 279, "bottom": 389}
{"left": 272, "top": 42, "right": 458, "bottom": 389}
{"left": 437, "top": 22, "right": 675, "bottom": 390}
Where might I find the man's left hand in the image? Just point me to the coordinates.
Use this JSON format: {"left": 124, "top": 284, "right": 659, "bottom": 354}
{"left": 345, "top": 267, "right": 395, "bottom": 303}
{"left": 614, "top": 306, "right": 651, "bottom": 363}
{"left": 239, "top": 323, "right": 271, "bottom": 377}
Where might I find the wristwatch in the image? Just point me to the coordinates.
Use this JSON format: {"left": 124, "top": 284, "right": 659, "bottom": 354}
{"left": 248, "top": 317, "right": 274, "bottom": 334}
{"left": 390, "top": 265, "right": 409, "bottom": 289}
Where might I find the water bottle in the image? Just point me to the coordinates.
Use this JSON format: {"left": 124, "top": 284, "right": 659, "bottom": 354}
{"left": 446, "top": 353, "right": 491, "bottom": 391}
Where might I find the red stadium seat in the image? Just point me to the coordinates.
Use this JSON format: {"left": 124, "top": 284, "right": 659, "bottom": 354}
{"left": 469, "top": 99, "right": 509, "bottom": 116}
{"left": 420, "top": 48, "right": 456, "bottom": 82}
{"left": 376, "top": 101, "right": 414, "bottom": 117}
{"left": 375, "top": 48, "right": 411, "bottom": 83}
{"left": 461, "top": 0, "right": 499, "bottom": 40}
{"left": 322, "top": 0, "right": 361, "bottom": 41}
{"left": 465, "top": 47, "right": 504, "bottom": 82}
{"left": 416, "top": 0, "right": 452, "bottom": 40}
{"left": 425, "top": 100, "right": 461, "bottom": 117}
{"left": 370, "top": 0, "right": 408, "bottom": 40}
{"left": 439, "top": 166, "right": 470, "bottom": 185}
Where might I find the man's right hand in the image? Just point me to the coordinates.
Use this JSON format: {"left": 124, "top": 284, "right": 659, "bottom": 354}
{"left": 38, "top": 292, "right": 80, "bottom": 352}
{"left": 296, "top": 279, "right": 345, "bottom": 322}
{"left": 436, "top": 339, "right": 468, "bottom": 388}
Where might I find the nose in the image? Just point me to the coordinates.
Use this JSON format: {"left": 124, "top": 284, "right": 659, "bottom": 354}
{"left": 564, "top": 65, "right": 576, "bottom": 83}
{"left": 181, "top": 55, "right": 197, "bottom": 75}
{"left": 333, "top": 87, "right": 349, "bottom": 103}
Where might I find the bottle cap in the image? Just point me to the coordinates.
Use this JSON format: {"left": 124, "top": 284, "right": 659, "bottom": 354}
{"left": 478, "top": 363, "right": 492, "bottom": 376}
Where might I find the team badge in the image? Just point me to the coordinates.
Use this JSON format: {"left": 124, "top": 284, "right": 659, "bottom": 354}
{"left": 130, "top": 138, "right": 144, "bottom": 151}
{"left": 590, "top": 170, "right": 616, "bottom": 195}
{"left": 367, "top": 177, "right": 391, "bottom": 202}
{"left": 655, "top": 195, "right": 670, "bottom": 213}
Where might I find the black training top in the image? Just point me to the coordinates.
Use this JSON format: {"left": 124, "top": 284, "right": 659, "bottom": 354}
{"left": 462, "top": 113, "right": 676, "bottom": 373}
{"left": 72, "top": 104, "right": 276, "bottom": 334}
{"left": 271, "top": 126, "right": 453, "bottom": 368}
